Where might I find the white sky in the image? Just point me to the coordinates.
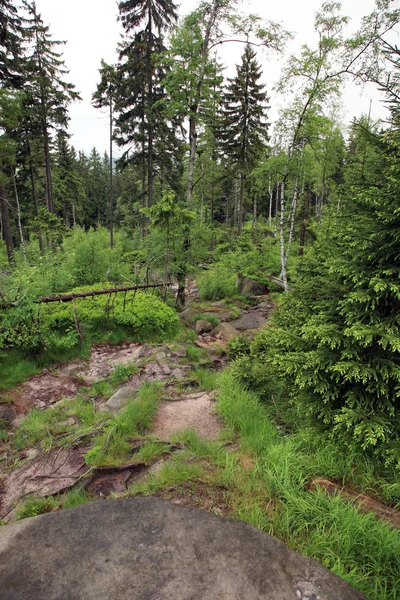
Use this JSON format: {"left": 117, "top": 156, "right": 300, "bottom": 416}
{"left": 33, "top": 0, "right": 399, "bottom": 155}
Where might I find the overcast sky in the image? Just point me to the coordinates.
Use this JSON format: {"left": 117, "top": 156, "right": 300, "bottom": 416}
{"left": 34, "top": 0, "right": 398, "bottom": 155}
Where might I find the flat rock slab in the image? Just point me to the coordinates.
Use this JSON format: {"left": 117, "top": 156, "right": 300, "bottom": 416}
{"left": 0, "top": 448, "right": 89, "bottom": 521}
{"left": 9, "top": 373, "right": 81, "bottom": 412}
{"left": 229, "top": 312, "right": 267, "bottom": 330}
{"left": 152, "top": 392, "right": 221, "bottom": 440}
{"left": 0, "top": 497, "right": 366, "bottom": 600}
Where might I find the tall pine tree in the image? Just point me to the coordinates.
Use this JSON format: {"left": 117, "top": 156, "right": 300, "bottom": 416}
{"left": 220, "top": 45, "right": 269, "bottom": 233}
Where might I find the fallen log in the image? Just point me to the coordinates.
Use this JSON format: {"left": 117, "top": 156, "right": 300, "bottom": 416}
{"left": 40, "top": 283, "right": 172, "bottom": 304}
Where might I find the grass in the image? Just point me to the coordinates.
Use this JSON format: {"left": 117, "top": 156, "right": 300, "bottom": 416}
{"left": 16, "top": 496, "right": 58, "bottom": 520}
{"left": 84, "top": 381, "right": 163, "bottom": 466}
{"left": 109, "top": 362, "right": 139, "bottom": 386}
{"left": 191, "top": 368, "right": 218, "bottom": 391}
{"left": 193, "top": 313, "right": 219, "bottom": 327}
{"left": 216, "top": 371, "right": 400, "bottom": 600}
{"left": 12, "top": 395, "right": 108, "bottom": 451}
{"left": 186, "top": 346, "right": 202, "bottom": 363}
{"left": 0, "top": 351, "right": 40, "bottom": 393}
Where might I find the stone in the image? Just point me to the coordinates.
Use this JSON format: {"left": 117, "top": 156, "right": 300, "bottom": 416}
{"left": 195, "top": 320, "right": 214, "bottom": 334}
{"left": 229, "top": 313, "right": 267, "bottom": 331}
{"left": 0, "top": 406, "right": 17, "bottom": 422}
{"left": 0, "top": 498, "right": 366, "bottom": 600}
{"left": 179, "top": 306, "right": 198, "bottom": 324}
{"left": 211, "top": 323, "right": 240, "bottom": 340}
{"left": 212, "top": 301, "right": 226, "bottom": 308}
{"left": 238, "top": 277, "right": 268, "bottom": 297}
{"left": 104, "top": 386, "right": 138, "bottom": 413}
{"left": 0, "top": 448, "right": 88, "bottom": 521}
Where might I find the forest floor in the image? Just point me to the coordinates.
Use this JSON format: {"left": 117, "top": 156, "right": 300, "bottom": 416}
{"left": 1, "top": 285, "right": 400, "bottom": 598}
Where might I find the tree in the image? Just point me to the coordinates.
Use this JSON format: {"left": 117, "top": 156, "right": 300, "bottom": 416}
{"left": 22, "top": 0, "right": 80, "bottom": 215}
{"left": 0, "top": 0, "right": 23, "bottom": 85}
{"left": 93, "top": 60, "right": 118, "bottom": 248}
{"left": 116, "top": 0, "right": 178, "bottom": 209}
{"left": 220, "top": 44, "right": 269, "bottom": 233}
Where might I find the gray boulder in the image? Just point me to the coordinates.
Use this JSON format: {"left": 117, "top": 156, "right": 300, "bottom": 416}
{"left": 238, "top": 277, "right": 268, "bottom": 296}
{"left": 0, "top": 497, "right": 366, "bottom": 600}
{"left": 179, "top": 306, "right": 198, "bottom": 324}
{"left": 103, "top": 386, "right": 138, "bottom": 413}
{"left": 0, "top": 406, "right": 17, "bottom": 422}
{"left": 211, "top": 323, "right": 240, "bottom": 340}
{"left": 195, "top": 320, "right": 214, "bottom": 334}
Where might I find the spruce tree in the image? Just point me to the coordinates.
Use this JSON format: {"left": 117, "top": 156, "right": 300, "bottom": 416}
{"left": 93, "top": 60, "right": 118, "bottom": 248}
{"left": 220, "top": 44, "right": 269, "bottom": 233}
{"left": 0, "top": 0, "right": 22, "bottom": 85}
{"left": 116, "top": 0, "right": 178, "bottom": 209}
{"left": 22, "top": 0, "right": 80, "bottom": 215}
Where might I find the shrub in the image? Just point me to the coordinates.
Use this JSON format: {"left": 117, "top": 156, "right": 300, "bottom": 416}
{"left": 198, "top": 269, "right": 237, "bottom": 301}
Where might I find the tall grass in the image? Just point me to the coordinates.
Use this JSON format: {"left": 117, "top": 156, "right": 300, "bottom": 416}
{"left": 217, "top": 371, "right": 400, "bottom": 600}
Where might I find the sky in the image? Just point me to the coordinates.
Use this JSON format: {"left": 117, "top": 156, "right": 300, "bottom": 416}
{"left": 33, "top": 0, "right": 399, "bottom": 155}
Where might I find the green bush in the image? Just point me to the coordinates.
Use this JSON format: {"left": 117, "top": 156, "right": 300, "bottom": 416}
{"left": 16, "top": 496, "right": 58, "bottom": 520}
{"left": 198, "top": 269, "right": 237, "bottom": 301}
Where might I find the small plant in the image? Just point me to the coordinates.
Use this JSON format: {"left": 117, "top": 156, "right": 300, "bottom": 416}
{"left": 109, "top": 362, "right": 139, "bottom": 386}
{"left": 61, "top": 488, "right": 94, "bottom": 509}
{"left": 227, "top": 335, "right": 251, "bottom": 360}
{"left": 16, "top": 496, "right": 58, "bottom": 520}
{"left": 193, "top": 313, "right": 219, "bottom": 328}
{"left": 192, "top": 368, "right": 218, "bottom": 391}
{"left": 198, "top": 269, "right": 237, "bottom": 301}
{"left": 186, "top": 346, "right": 201, "bottom": 363}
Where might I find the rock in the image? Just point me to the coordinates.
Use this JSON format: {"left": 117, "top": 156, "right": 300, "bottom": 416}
{"left": 211, "top": 323, "right": 240, "bottom": 340}
{"left": 179, "top": 306, "right": 198, "bottom": 324}
{"left": 238, "top": 276, "right": 268, "bottom": 296}
{"left": 259, "top": 301, "right": 273, "bottom": 310}
{"left": 0, "top": 498, "right": 366, "bottom": 600}
{"left": 195, "top": 320, "right": 214, "bottom": 334}
{"left": 229, "top": 313, "right": 267, "bottom": 331}
{"left": 0, "top": 406, "right": 17, "bottom": 422}
{"left": 0, "top": 448, "right": 88, "bottom": 520}
{"left": 104, "top": 386, "right": 138, "bottom": 413}
{"left": 211, "top": 301, "right": 226, "bottom": 308}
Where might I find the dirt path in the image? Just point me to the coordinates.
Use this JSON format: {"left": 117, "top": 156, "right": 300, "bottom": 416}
{"left": 1, "top": 289, "right": 400, "bottom": 533}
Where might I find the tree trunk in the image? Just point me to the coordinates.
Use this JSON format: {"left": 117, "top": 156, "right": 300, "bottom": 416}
{"left": 299, "top": 186, "right": 310, "bottom": 256}
{"left": 109, "top": 97, "right": 114, "bottom": 249}
{"left": 0, "top": 179, "right": 15, "bottom": 265}
{"left": 274, "top": 182, "right": 279, "bottom": 237}
{"left": 187, "top": 114, "right": 197, "bottom": 206}
{"left": 252, "top": 193, "right": 257, "bottom": 239}
{"left": 268, "top": 176, "right": 272, "bottom": 228}
{"left": 12, "top": 169, "right": 26, "bottom": 263}
{"left": 27, "top": 139, "right": 44, "bottom": 254}
{"left": 279, "top": 181, "right": 288, "bottom": 291}
{"left": 147, "top": 6, "right": 154, "bottom": 209}
{"left": 285, "top": 176, "right": 299, "bottom": 263}
{"left": 238, "top": 173, "right": 244, "bottom": 234}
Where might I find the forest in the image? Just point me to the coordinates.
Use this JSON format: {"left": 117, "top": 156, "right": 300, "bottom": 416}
{"left": 1, "top": 0, "right": 400, "bottom": 598}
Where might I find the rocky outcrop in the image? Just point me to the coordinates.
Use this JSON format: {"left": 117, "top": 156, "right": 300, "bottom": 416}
{"left": 238, "top": 276, "right": 268, "bottom": 296}
{"left": 195, "top": 320, "right": 214, "bottom": 334}
{"left": 211, "top": 323, "right": 240, "bottom": 340}
{"left": 0, "top": 497, "right": 366, "bottom": 600}
{"left": 104, "top": 386, "right": 138, "bottom": 413}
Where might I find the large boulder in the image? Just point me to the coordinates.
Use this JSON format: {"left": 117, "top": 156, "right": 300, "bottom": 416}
{"left": 195, "top": 320, "right": 214, "bottom": 334}
{"left": 238, "top": 276, "right": 268, "bottom": 296}
{"left": 103, "top": 386, "right": 138, "bottom": 413}
{"left": 0, "top": 406, "right": 17, "bottom": 422}
{"left": 179, "top": 306, "right": 198, "bottom": 324}
{"left": 211, "top": 323, "right": 240, "bottom": 340}
{"left": 0, "top": 498, "right": 365, "bottom": 600}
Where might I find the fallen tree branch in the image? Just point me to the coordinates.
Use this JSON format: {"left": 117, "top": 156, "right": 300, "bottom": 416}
{"left": 265, "top": 274, "right": 289, "bottom": 291}
{"left": 40, "top": 283, "right": 172, "bottom": 304}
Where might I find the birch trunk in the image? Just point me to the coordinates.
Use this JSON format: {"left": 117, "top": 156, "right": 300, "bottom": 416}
{"left": 0, "top": 179, "right": 14, "bottom": 265}
{"left": 279, "top": 180, "right": 289, "bottom": 291}
{"left": 12, "top": 170, "right": 26, "bottom": 263}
